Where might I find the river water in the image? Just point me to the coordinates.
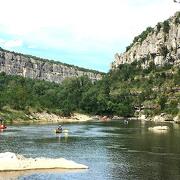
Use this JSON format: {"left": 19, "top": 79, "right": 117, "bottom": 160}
{"left": 0, "top": 120, "right": 180, "bottom": 180}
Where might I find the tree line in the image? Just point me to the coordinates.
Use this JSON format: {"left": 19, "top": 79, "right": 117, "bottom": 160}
{"left": 0, "top": 61, "right": 179, "bottom": 118}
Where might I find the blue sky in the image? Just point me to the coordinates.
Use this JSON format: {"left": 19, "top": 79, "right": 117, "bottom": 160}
{"left": 0, "top": 0, "right": 179, "bottom": 72}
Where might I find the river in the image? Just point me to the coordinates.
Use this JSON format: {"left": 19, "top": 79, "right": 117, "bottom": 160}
{"left": 0, "top": 120, "right": 180, "bottom": 180}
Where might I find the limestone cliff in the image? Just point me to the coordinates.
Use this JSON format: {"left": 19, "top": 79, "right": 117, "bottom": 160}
{"left": 111, "top": 12, "right": 180, "bottom": 69}
{"left": 0, "top": 48, "right": 103, "bottom": 83}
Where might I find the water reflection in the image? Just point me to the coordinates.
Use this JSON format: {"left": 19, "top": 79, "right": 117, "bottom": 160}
{"left": 64, "top": 132, "right": 69, "bottom": 143}
{"left": 55, "top": 132, "right": 69, "bottom": 143}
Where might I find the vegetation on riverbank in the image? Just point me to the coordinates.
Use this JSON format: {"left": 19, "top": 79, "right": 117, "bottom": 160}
{"left": 0, "top": 59, "right": 179, "bottom": 122}
{"left": 109, "top": 62, "right": 180, "bottom": 119}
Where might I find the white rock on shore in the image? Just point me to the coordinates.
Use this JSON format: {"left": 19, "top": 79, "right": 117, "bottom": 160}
{"left": 138, "top": 115, "right": 147, "bottom": 120}
{"left": 174, "top": 116, "right": 180, "bottom": 123}
{"left": 0, "top": 152, "right": 88, "bottom": 171}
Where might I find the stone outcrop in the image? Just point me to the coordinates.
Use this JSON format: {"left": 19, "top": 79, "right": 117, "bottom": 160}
{"left": 111, "top": 12, "right": 180, "bottom": 69}
{"left": 0, "top": 152, "right": 88, "bottom": 171}
{"left": 0, "top": 49, "right": 103, "bottom": 83}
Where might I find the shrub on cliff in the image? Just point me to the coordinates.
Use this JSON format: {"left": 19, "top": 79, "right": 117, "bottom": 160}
{"left": 125, "top": 27, "right": 153, "bottom": 52}
{"left": 163, "top": 20, "right": 170, "bottom": 33}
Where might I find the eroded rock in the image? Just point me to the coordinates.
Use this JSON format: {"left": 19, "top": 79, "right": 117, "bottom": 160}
{"left": 111, "top": 12, "right": 180, "bottom": 69}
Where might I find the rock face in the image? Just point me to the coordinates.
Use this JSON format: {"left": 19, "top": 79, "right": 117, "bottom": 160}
{"left": 111, "top": 12, "right": 180, "bottom": 69}
{"left": 0, "top": 49, "right": 103, "bottom": 83}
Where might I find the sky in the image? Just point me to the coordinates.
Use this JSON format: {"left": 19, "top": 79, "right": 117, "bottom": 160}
{"left": 0, "top": 0, "right": 179, "bottom": 72}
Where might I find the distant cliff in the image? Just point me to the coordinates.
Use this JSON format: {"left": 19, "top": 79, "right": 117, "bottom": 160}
{"left": 112, "top": 11, "right": 180, "bottom": 69}
{"left": 0, "top": 48, "right": 104, "bottom": 83}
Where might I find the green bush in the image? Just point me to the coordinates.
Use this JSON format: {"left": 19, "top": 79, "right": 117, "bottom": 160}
{"left": 160, "top": 46, "right": 169, "bottom": 57}
{"left": 156, "top": 23, "right": 161, "bottom": 33}
{"left": 163, "top": 20, "right": 170, "bottom": 34}
{"left": 175, "top": 12, "right": 180, "bottom": 25}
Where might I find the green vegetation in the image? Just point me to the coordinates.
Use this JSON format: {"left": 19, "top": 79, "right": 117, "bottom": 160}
{"left": 162, "top": 20, "right": 170, "bottom": 34}
{"left": 0, "top": 60, "right": 179, "bottom": 121}
{"left": 160, "top": 46, "right": 169, "bottom": 57}
{"left": 156, "top": 23, "right": 162, "bottom": 34}
{"left": 0, "top": 73, "right": 93, "bottom": 118}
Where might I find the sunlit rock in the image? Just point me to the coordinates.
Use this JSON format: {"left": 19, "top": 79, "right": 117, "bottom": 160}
{"left": 111, "top": 12, "right": 180, "bottom": 69}
{"left": 0, "top": 152, "right": 88, "bottom": 171}
{"left": 0, "top": 49, "right": 103, "bottom": 84}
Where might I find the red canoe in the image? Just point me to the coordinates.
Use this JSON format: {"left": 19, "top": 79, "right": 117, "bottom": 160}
{"left": 0, "top": 124, "right": 7, "bottom": 129}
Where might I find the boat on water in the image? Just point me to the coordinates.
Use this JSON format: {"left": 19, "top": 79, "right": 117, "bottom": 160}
{"left": 0, "top": 119, "right": 7, "bottom": 130}
{"left": 0, "top": 124, "right": 7, "bottom": 129}
{"left": 55, "top": 129, "right": 62, "bottom": 133}
{"left": 55, "top": 125, "right": 63, "bottom": 133}
{"left": 54, "top": 125, "right": 69, "bottom": 134}
{"left": 54, "top": 128, "right": 69, "bottom": 134}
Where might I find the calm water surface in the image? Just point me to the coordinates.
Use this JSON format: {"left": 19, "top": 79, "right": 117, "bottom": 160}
{"left": 0, "top": 120, "right": 180, "bottom": 180}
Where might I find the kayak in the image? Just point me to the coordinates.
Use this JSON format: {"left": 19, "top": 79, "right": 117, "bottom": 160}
{"left": 55, "top": 129, "right": 62, "bottom": 133}
{"left": 0, "top": 124, "right": 7, "bottom": 129}
{"left": 54, "top": 129, "right": 69, "bottom": 134}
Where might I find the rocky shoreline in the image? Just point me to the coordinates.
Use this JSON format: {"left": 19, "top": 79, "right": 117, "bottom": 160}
{"left": 1, "top": 108, "right": 179, "bottom": 124}
{"left": 96, "top": 114, "right": 180, "bottom": 123}
{"left": 29, "top": 113, "right": 180, "bottom": 124}
{"left": 138, "top": 114, "right": 180, "bottom": 123}
{"left": 11, "top": 112, "right": 94, "bottom": 124}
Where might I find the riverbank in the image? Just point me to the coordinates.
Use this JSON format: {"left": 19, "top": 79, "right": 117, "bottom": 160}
{"left": 95, "top": 114, "right": 180, "bottom": 123}
{"left": 0, "top": 107, "right": 94, "bottom": 124}
{"left": 29, "top": 112, "right": 93, "bottom": 123}
{"left": 0, "top": 107, "right": 179, "bottom": 124}
{"left": 30, "top": 113, "right": 180, "bottom": 124}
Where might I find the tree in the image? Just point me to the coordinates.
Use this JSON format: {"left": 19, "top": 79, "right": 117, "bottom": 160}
{"left": 163, "top": 20, "right": 170, "bottom": 33}
{"left": 158, "top": 95, "right": 167, "bottom": 111}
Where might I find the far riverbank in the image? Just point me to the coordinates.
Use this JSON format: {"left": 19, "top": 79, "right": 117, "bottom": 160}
{"left": 0, "top": 106, "right": 179, "bottom": 125}
{"left": 0, "top": 107, "right": 94, "bottom": 124}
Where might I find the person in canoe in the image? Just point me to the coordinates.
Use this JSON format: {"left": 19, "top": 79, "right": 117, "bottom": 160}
{"left": 0, "top": 117, "right": 7, "bottom": 129}
{"left": 55, "top": 125, "right": 62, "bottom": 133}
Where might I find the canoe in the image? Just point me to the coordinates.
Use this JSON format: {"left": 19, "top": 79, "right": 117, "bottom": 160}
{"left": 0, "top": 125, "right": 7, "bottom": 129}
{"left": 55, "top": 129, "right": 62, "bottom": 133}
